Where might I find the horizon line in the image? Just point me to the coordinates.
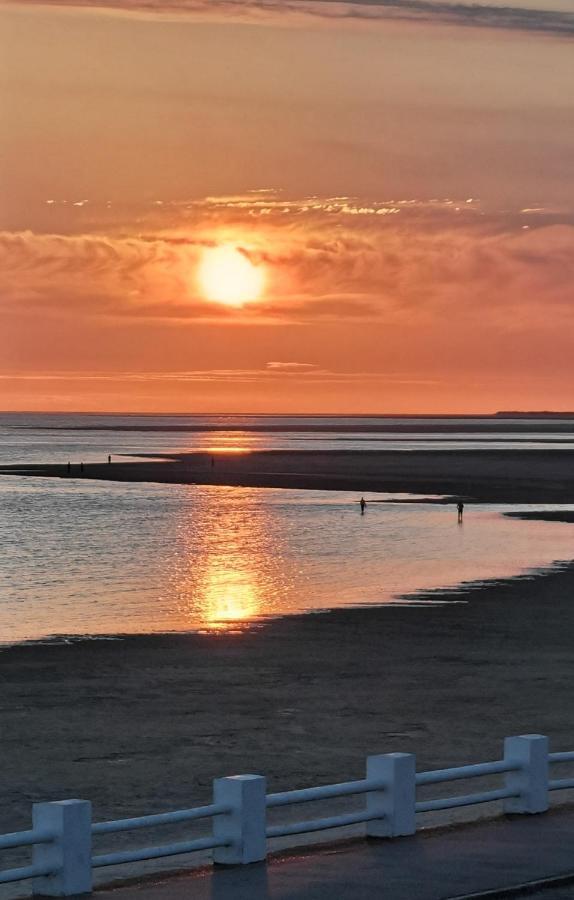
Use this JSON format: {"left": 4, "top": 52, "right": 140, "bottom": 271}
{"left": 3, "top": 410, "right": 574, "bottom": 418}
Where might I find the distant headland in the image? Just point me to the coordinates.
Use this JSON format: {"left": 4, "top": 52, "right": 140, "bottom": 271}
{"left": 495, "top": 411, "right": 574, "bottom": 417}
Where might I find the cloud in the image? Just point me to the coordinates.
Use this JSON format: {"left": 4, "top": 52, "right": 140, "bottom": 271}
{"left": 0, "top": 368, "right": 441, "bottom": 386}
{"left": 266, "top": 361, "right": 318, "bottom": 370}
{"left": 4, "top": 0, "right": 574, "bottom": 39}
{"left": 0, "top": 229, "right": 233, "bottom": 321}
{"left": 2, "top": 198, "right": 574, "bottom": 331}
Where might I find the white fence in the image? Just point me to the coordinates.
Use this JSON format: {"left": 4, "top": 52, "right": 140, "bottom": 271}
{"left": 1, "top": 734, "right": 574, "bottom": 896}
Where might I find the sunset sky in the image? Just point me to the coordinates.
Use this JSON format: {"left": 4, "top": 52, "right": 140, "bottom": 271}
{"left": 1, "top": 0, "right": 573, "bottom": 413}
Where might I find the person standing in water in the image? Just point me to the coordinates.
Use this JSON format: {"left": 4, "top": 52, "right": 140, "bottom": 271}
{"left": 457, "top": 501, "right": 464, "bottom": 522}
{"left": 360, "top": 497, "right": 366, "bottom": 514}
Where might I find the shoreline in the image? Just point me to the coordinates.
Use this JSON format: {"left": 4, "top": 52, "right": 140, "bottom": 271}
{"left": 505, "top": 510, "right": 574, "bottom": 523}
{"left": 4, "top": 447, "right": 574, "bottom": 502}
{"left": 3, "top": 561, "right": 574, "bottom": 830}
{"left": 2, "top": 507, "right": 573, "bottom": 652}
{"left": 2, "top": 516, "right": 574, "bottom": 885}
{"left": 2, "top": 556, "right": 572, "bottom": 653}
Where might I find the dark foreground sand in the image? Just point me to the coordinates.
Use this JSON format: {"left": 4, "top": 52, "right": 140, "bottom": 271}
{"left": 4, "top": 447, "right": 574, "bottom": 502}
{"left": 2, "top": 559, "right": 574, "bottom": 844}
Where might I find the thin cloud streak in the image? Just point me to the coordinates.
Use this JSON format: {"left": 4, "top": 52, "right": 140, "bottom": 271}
{"left": 0, "top": 369, "right": 441, "bottom": 386}
{"left": 266, "top": 361, "right": 319, "bottom": 370}
{"left": 3, "top": 0, "right": 574, "bottom": 39}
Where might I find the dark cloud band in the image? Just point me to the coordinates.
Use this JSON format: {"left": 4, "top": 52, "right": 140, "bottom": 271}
{"left": 3, "top": 0, "right": 574, "bottom": 39}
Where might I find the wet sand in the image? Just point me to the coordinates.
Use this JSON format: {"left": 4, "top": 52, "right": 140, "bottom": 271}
{"left": 2, "top": 559, "right": 574, "bottom": 842}
{"left": 506, "top": 511, "right": 574, "bottom": 523}
{"left": 3, "top": 447, "right": 574, "bottom": 502}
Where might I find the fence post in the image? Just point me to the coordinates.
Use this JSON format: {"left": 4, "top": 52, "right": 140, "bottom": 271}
{"left": 503, "top": 734, "right": 549, "bottom": 814}
{"left": 32, "top": 800, "right": 92, "bottom": 896}
{"left": 212, "top": 775, "right": 267, "bottom": 865}
{"left": 366, "top": 753, "right": 416, "bottom": 838}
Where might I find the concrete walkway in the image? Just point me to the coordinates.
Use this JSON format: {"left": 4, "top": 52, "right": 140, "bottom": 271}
{"left": 96, "top": 808, "right": 574, "bottom": 900}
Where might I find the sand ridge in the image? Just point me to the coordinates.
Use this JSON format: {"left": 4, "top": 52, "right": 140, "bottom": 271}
{"left": 4, "top": 447, "right": 574, "bottom": 502}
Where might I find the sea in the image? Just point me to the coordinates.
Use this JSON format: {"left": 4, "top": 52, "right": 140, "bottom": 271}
{"left": 2, "top": 412, "right": 574, "bottom": 645}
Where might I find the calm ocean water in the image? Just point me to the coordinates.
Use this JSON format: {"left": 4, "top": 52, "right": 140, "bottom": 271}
{"left": 3, "top": 412, "right": 574, "bottom": 463}
{"left": 2, "top": 413, "right": 574, "bottom": 644}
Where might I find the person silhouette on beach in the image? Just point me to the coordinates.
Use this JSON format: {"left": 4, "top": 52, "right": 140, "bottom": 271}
{"left": 457, "top": 501, "right": 464, "bottom": 522}
{"left": 360, "top": 497, "right": 366, "bottom": 514}
{"left": 108, "top": 455, "right": 111, "bottom": 464}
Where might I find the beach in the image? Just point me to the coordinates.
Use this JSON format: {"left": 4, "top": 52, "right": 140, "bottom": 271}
{"left": 4, "top": 446, "right": 574, "bottom": 502}
{"left": 2, "top": 555, "right": 574, "bottom": 844}
{"left": 3, "top": 429, "right": 574, "bottom": 877}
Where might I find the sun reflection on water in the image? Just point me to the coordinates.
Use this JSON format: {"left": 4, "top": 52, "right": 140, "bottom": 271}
{"left": 166, "top": 488, "right": 284, "bottom": 632}
{"left": 206, "top": 446, "right": 251, "bottom": 454}
{"left": 4, "top": 478, "right": 574, "bottom": 643}
{"left": 198, "top": 566, "right": 259, "bottom": 631}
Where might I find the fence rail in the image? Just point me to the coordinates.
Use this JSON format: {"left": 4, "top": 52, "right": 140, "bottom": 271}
{"left": 2, "top": 734, "right": 573, "bottom": 896}
{"left": 415, "top": 758, "right": 517, "bottom": 785}
{"left": 91, "top": 836, "right": 229, "bottom": 869}
{"left": 0, "top": 863, "right": 57, "bottom": 886}
{"left": 91, "top": 802, "right": 230, "bottom": 836}
{"left": 266, "top": 777, "right": 385, "bottom": 807}
{"left": 0, "top": 830, "right": 54, "bottom": 852}
{"left": 549, "top": 751, "right": 574, "bottom": 763}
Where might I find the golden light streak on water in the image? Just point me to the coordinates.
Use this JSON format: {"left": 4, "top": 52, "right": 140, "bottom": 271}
{"left": 167, "top": 488, "right": 279, "bottom": 632}
{"left": 199, "top": 568, "right": 259, "bottom": 631}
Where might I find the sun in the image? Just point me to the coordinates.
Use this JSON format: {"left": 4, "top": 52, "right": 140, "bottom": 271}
{"left": 198, "top": 245, "right": 264, "bottom": 307}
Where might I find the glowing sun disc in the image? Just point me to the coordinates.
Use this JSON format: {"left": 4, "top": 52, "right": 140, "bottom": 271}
{"left": 198, "top": 245, "right": 264, "bottom": 306}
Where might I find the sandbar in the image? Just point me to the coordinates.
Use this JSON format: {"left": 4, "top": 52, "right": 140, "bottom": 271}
{"left": 3, "top": 448, "right": 574, "bottom": 502}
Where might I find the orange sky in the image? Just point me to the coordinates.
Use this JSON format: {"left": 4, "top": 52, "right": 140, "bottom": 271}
{"left": 1, "top": 1, "right": 574, "bottom": 412}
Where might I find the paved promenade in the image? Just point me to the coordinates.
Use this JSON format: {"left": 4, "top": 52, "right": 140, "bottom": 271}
{"left": 96, "top": 807, "right": 574, "bottom": 900}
